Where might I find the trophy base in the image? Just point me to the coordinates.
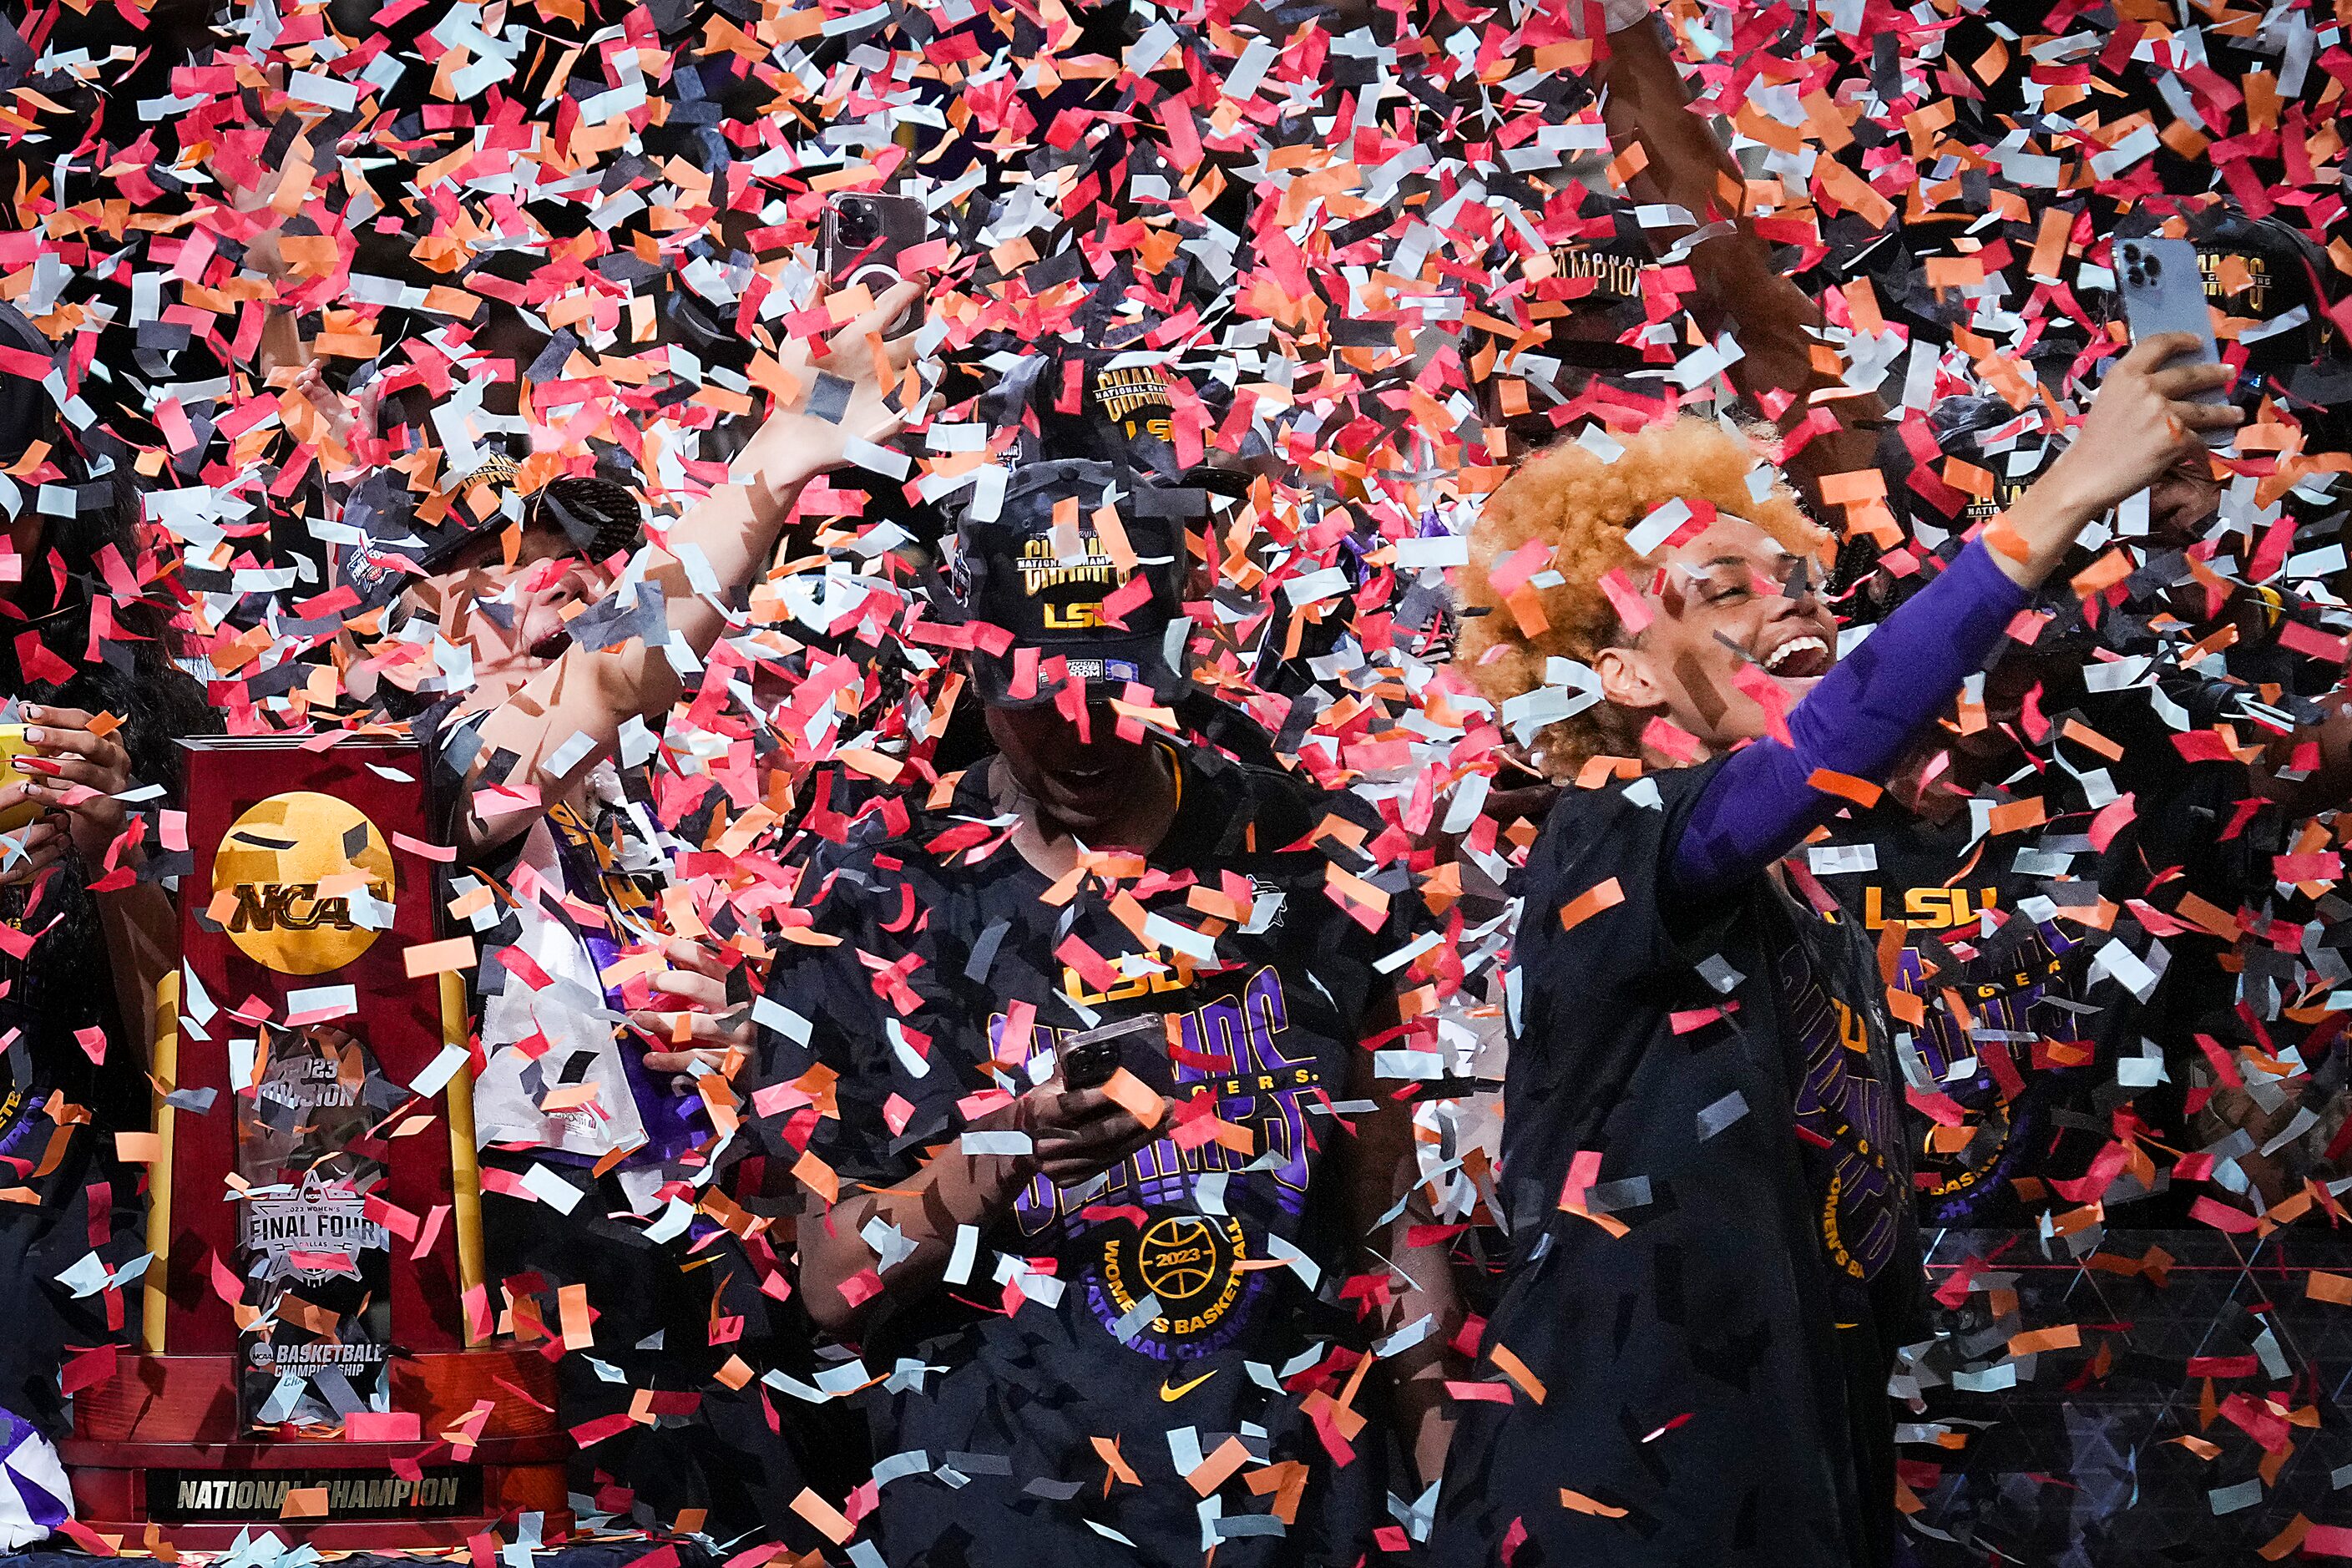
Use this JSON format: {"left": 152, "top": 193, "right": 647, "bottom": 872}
{"left": 62, "top": 1348, "right": 573, "bottom": 1548}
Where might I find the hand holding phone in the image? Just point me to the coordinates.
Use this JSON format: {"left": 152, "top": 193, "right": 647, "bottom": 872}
{"left": 1022, "top": 1014, "right": 1172, "bottom": 1189}
{"left": 1059, "top": 1013, "right": 1172, "bottom": 1094}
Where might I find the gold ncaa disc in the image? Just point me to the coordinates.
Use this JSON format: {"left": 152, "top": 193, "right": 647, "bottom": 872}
{"left": 213, "top": 792, "right": 397, "bottom": 975}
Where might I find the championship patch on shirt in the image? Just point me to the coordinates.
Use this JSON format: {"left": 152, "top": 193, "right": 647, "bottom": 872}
{"left": 997, "top": 964, "right": 1327, "bottom": 1359}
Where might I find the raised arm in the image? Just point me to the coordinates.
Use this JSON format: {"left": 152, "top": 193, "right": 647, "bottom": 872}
{"left": 1668, "top": 335, "right": 2241, "bottom": 897}
{"left": 1592, "top": 8, "right": 1885, "bottom": 502}
{"left": 451, "top": 282, "right": 922, "bottom": 854}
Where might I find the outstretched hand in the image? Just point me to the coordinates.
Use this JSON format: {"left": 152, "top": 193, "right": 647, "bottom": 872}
{"left": 2045, "top": 333, "right": 2243, "bottom": 518}
{"left": 742, "top": 279, "right": 926, "bottom": 491}
{"left": 626, "top": 936, "right": 755, "bottom": 1094}
{"left": 1993, "top": 332, "right": 2243, "bottom": 588}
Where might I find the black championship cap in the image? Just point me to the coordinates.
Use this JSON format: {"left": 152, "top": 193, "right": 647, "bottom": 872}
{"left": 953, "top": 458, "right": 1191, "bottom": 708}
{"left": 2180, "top": 207, "right": 2341, "bottom": 381}
{"left": 337, "top": 451, "right": 645, "bottom": 612}
{"left": 2113, "top": 207, "right": 2348, "bottom": 432}
{"left": 978, "top": 346, "right": 1251, "bottom": 495}
{"left": 1476, "top": 210, "right": 1655, "bottom": 450}
{"left": 2189, "top": 210, "right": 2351, "bottom": 454}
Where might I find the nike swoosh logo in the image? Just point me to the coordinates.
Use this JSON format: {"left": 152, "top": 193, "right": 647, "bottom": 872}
{"left": 1159, "top": 1369, "right": 1216, "bottom": 1402}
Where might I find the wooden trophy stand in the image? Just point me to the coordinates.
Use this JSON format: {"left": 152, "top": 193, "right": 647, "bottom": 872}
{"left": 61, "top": 737, "right": 570, "bottom": 1547}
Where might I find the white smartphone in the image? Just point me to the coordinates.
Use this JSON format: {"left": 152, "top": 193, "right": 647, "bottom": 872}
{"left": 2115, "top": 237, "right": 2231, "bottom": 448}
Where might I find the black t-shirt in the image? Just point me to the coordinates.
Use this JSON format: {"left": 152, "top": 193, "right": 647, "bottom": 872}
{"left": 769, "top": 745, "right": 1409, "bottom": 1567}
{"left": 1813, "top": 681, "right": 2273, "bottom": 1227}
{"left": 1431, "top": 761, "right": 1921, "bottom": 1568}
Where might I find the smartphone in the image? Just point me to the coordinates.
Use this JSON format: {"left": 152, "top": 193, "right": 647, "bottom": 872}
{"left": 2116, "top": 237, "right": 2231, "bottom": 448}
{"left": 1060, "top": 1014, "right": 1172, "bottom": 1094}
{"left": 0, "top": 725, "right": 36, "bottom": 832}
{"left": 822, "top": 192, "right": 926, "bottom": 336}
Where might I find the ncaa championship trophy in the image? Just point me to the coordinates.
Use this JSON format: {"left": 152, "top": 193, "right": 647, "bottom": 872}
{"left": 60, "top": 736, "right": 568, "bottom": 1546}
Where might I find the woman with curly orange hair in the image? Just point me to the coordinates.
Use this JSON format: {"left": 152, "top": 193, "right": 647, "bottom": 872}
{"left": 1429, "top": 336, "right": 2238, "bottom": 1568}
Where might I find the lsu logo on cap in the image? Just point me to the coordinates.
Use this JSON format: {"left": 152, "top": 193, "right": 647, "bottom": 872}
{"left": 1019, "top": 533, "right": 1134, "bottom": 630}
{"left": 213, "top": 792, "right": 397, "bottom": 975}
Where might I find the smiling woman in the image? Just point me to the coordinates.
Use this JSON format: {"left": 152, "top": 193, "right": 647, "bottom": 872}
{"left": 1430, "top": 336, "right": 2248, "bottom": 1568}
{"left": 1455, "top": 418, "right": 1827, "bottom": 779}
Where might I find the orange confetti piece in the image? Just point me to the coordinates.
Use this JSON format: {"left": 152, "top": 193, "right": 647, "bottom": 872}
{"left": 1557, "top": 878, "right": 1625, "bottom": 933}
{"left": 1093, "top": 1434, "right": 1141, "bottom": 1488}
{"left": 1985, "top": 797, "right": 2046, "bottom": 836}
{"left": 2006, "top": 1324, "right": 2081, "bottom": 1357}
{"left": 1982, "top": 518, "right": 2031, "bottom": 564}
{"left": 2308, "top": 1272, "right": 2352, "bottom": 1306}
{"left": 2070, "top": 549, "right": 2133, "bottom": 600}
{"left": 401, "top": 935, "right": 476, "bottom": 979}
{"left": 1099, "top": 1067, "right": 1167, "bottom": 1130}
{"left": 788, "top": 1488, "right": 854, "bottom": 1546}
{"left": 2260, "top": 1515, "right": 2314, "bottom": 1561}
{"left": 1186, "top": 1435, "right": 1251, "bottom": 1497}
{"left": 1805, "top": 768, "right": 1884, "bottom": 807}
{"left": 1489, "top": 1343, "right": 1547, "bottom": 1405}
{"left": 279, "top": 1487, "right": 330, "bottom": 1520}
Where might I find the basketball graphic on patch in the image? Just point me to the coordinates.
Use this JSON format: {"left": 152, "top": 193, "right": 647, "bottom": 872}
{"left": 1138, "top": 1216, "right": 1224, "bottom": 1302}
{"left": 213, "top": 792, "right": 397, "bottom": 975}
{"left": 1098, "top": 1206, "right": 1249, "bottom": 1354}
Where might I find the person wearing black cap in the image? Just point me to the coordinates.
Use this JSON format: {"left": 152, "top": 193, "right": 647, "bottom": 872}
{"left": 764, "top": 456, "right": 1462, "bottom": 1565}
{"left": 933, "top": 344, "right": 1297, "bottom": 773}
{"left": 0, "top": 301, "right": 209, "bottom": 1520}
{"left": 336, "top": 453, "right": 650, "bottom": 638}
{"left": 2122, "top": 204, "right": 2351, "bottom": 454}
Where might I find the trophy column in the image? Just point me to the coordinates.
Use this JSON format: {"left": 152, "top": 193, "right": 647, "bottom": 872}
{"left": 61, "top": 736, "right": 570, "bottom": 1548}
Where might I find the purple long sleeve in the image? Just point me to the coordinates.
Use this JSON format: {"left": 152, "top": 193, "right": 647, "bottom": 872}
{"left": 1668, "top": 539, "right": 2029, "bottom": 899}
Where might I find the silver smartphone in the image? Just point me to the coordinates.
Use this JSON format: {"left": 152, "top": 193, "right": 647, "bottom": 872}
{"left": 822, "top": 192, "right": 926, "bottom": 336}
{"left": 2116, "top": 237, "right": 2230, "bottom": 447}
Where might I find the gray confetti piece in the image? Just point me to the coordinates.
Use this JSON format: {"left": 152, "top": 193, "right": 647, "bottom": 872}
{"left": 1587, "top": 1176, "right": 1652, "bottom": 1214}
{"left": 1696, "top": 954, "right": 1744, "bottom": 994}
{"left": 964, "top": 919, "right": 1010, "bottom": 984}
{"left": 1110, "top": 1292, "right": 1162, "bottom": 1344}
{"left": 808, "top": 372, "right": 854, "bottom": 423}
{"left": 2208, "top": 1478, "right": 2263, "bottom": 1515}
{"left": 873, "top": 1450, "right": 932, "bottom": 1486}
{"left": 568, "top": 581, "right": 667, "bottom": 653}
{"left": 1697, "top": 1091, "right": 1749, "bottom": 1140}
